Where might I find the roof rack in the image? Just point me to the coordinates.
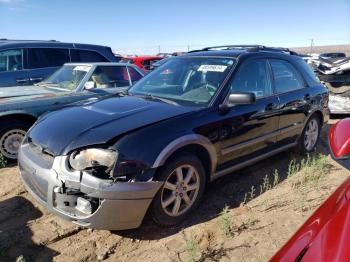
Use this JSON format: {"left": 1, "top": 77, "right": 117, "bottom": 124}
{"left": 188, "top": 45, "right": 298, "bottom": 55}
{"left": 188, "top": 45, "right": 266, "bottom": 53}
{"left": 200, "top": 45, "right": 267, "bottom": 51}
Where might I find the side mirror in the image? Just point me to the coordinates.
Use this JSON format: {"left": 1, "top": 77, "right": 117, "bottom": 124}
{"left": 84, "top": 81, "right": 95, "bottom": 90}
{"left": 228, "top": 92, "right": 256, "bottom": 106}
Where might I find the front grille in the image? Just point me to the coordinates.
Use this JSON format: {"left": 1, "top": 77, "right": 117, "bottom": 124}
{"left": 28, "top": 140, "right": 55, "bottom": 169}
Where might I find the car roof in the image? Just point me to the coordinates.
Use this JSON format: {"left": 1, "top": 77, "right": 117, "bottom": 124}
{"left": 0, "top": 39, "right": 110, "bottom": 49}
{"left": 124, "top": 56, "right": 163, "bottom": 60}
{"left": 63, "top": 62, "right": 141, "bottom": 67}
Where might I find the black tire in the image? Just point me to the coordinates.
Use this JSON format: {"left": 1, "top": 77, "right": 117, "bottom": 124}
{"left": 295, "top": 115, "right": 321, "bottom": 155}
{"left": 150, "top": 153, "right": 206, "bottom": 226}
{"left": 0, "top": 120, "right": 32, "bottom": 161}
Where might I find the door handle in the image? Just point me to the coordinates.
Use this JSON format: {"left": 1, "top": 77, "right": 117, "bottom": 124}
{"left": 16, "top": 78, "right": 29, "bottom": 84}
{"left": 29, "top": 77, "right": 43, "bottom": 82}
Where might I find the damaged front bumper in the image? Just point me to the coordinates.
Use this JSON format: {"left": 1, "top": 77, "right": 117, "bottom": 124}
{"left": 18, "top": 142, "right": 163, "bottom": 230}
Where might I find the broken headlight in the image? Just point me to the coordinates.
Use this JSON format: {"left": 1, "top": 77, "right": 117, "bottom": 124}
{"left": 69, "top": 148, "right": 118, "bottom": 171}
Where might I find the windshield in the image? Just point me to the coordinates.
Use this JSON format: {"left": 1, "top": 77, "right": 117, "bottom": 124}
{"left": 37, "top": 65, "right": 91, "bottom": 90}
{"left": 128, "top": 57, "right": 236, "bottom": 106}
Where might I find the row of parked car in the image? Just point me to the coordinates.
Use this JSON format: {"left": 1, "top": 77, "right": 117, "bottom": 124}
{"left": 0, "top": 39, "right": 348, "bottom": 260}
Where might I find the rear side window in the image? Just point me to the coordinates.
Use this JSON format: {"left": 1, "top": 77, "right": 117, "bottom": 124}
{"left": 295, "top": 59, "right": 320, "bottom": 86}
{"left": 230, "top": 59, "right": 272, "bottom": 98}
{"left": 88, "top": 66, "right": 130, "bottom": 88}
{"left": 71, "top": 49, "right": 108, "bottom": 62}
{"left": 0, "top": 49, "right": 23, "bottom": 72}
{"left": 270, "top": 59, "right": 304, "bottom": 93}
{"left": 27, "top": 48, "right": 70, "bottom": 69}
{"left": 127, "top": 66, "right": 143, "bottom": 84}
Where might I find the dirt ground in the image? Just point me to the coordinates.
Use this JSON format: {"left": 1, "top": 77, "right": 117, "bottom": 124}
{"left": 0, "top": 119, "right": 349, "bottom": 262}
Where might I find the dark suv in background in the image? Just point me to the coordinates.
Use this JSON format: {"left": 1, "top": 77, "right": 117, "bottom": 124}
{"left": 0, "top": 39, "right": 117, "bottom": 87}
{"left": 19, "top": 45, "right": 329, "bottom": 230}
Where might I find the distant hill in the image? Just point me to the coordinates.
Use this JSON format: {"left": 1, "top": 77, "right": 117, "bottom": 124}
{"left": 291, "top": 44, "right": 350, "bottom": 56}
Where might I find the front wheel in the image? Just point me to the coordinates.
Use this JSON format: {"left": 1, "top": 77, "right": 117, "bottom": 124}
{"left": 0, "top": 120, "right": 31, "bottom": 161}
{"left": 295, "top": 116, "right": 321, "bottom": 154}
{"left": 150, "top": 154, "right": 206, "bottom": 226}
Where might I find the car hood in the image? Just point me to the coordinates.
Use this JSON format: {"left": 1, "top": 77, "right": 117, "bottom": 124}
{"left": 0, "top": 85, "right": 65, "bottom": 103}
{"left": 28, "top": 95, "right": 197, "bottom": 155}
{"left": 301, "top": 197, "right": 350, "bottom": 261}
{"left": 270, "top": 176, "right": 350, "bottom": 262}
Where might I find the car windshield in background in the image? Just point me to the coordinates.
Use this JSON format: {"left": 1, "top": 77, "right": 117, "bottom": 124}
{"left": 37, "top": 65, "right": 91, "bottom": 90}
{"left": 128, "top": 57, "right": 236, "bottom": 106}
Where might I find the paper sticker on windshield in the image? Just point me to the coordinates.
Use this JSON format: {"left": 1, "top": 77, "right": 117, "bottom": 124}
{"left": 198, "top": 65, "right": 227, "bottom": 72}
{"left": 73, "top": 65, "right": 91, "bottom": 72}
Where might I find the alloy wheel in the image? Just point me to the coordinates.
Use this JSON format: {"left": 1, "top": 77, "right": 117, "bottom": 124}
{"left": 161, "top": 164, "right": 200, "bottom": 217}
{"left": 304, "top": 119, "right": 319, "bottom": 151}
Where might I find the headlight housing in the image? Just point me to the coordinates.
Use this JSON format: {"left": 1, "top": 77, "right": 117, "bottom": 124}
{"left": 69, "top": 148, "right": 118, "bottom": 171}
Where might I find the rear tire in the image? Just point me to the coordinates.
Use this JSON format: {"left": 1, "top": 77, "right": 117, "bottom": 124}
{"left": 0, "top": 120, "right": 32, "bottom": 161}
{"left": 150, "top": 153, "right": 206, "bottom": 226}
{"left": 295, "top": 115, "right": 321, "bottom": 155}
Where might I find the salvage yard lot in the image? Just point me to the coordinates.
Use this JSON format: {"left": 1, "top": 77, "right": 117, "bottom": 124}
{"left": 0, "top": 120, "right": 349, "bottom": 262}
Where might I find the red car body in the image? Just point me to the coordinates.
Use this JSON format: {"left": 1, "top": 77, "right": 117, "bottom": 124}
{"left": 271, "top": 119, "right": 350, "bottom": 262}
{"left": 121, "top": 56, "right": 163, "bottom": 71}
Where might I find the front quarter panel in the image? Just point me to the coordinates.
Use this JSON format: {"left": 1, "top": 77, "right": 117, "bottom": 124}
{"left": 111, "top": 108, "right": 221, "bottom": 181}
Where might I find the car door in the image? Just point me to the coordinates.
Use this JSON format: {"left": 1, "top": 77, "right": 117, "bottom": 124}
{"left": 217, "top": 58, "right": 280, "bottom": 167}
{"left": 269, "top": 59, "right": 310, "bottom": 146}
{"left": 0, "top": 48, "right": 29, "bottom": 87}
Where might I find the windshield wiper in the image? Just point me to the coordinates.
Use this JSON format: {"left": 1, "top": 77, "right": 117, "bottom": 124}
{"left": 140, "top": 93, "right": 178, "bottom": 105}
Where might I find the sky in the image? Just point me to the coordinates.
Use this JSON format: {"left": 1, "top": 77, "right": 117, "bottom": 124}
{"left": 1, "top": 0, "right": 350, "bottom": 54}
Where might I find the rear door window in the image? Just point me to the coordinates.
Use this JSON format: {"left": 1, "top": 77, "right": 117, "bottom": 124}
{"left": 71, "top": 49, "right": 108, "bottom": 62}
{"left": 88, "top": 66, "right": 130, "bottom": 88}
{"left": 27, "top": 48, "right": 70, "bottom": 69}
{"left": 270, "top": 59, "right": 305, "bottom": 93}
{"left": 0, "top": 49, "right": 23, "bottom": 72}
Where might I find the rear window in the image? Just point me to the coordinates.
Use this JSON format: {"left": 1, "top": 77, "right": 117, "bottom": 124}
{"left": 27, "top": 48, "right": 70, "bottom": 69}
{"left": 70, "top": 49, "right": 108, "bottom": 62}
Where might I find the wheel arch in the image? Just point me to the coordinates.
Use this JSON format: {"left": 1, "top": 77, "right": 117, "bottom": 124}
{"left": 152, "top": 134, "right": 217, "bottom": 181}
{"left": 0, "top": 113, "right": 37, "bottom": 127}
{"left": 304, "top": 109, "right": 324, "bottom": 128}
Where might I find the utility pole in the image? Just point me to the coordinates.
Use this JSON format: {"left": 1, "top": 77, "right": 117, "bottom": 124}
{"left": 158, "top": 45, "right": 161, "bottom": 54}
{"left": 187, "top": 45, "right": 190, "bottom": 51}
{"left": 310, "top": 39, "right": 314, "bottom": 53}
